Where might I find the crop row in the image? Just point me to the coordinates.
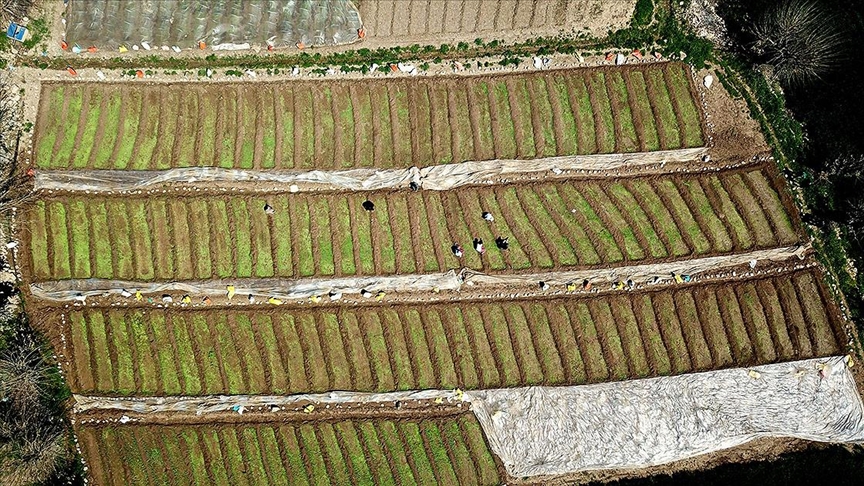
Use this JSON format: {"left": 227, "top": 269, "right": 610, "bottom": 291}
{"left": 62, "top": 269, "right": 841, "bottom": 396}
{"left": 77, "top": 415, "right": 499, "bottom": 486}
{"left": 26, "top": 167, "right": 797, "bottom": 282}
{"left": 34, "top": 62, "right": 703, "bottom": 170}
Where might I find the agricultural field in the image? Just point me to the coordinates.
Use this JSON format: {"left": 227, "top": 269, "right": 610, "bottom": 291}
{"left": 59, "top": 267, "right": 842, "bottom": 396}
{"left": 33, "top": 62, "right": 704, "bottom": 171}
{"left": 356, "top": 0, "right": 636, "bottom": 39}
{"left": 24, "top": 165, "right": 798, "bottom": 282}
{"left": 76, "top": 415, "right": 501, "bottom": 486}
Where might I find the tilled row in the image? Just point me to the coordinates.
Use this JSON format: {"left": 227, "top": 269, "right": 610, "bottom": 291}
{"left": 57, "top": 267, "right": 843, "bottom": 397}
{"left": 25, "top": 165, "right": 799, "bottom": 282}
{"left": 76, "top": 414, "right": 500, "bottom": 486}
{"left": 34, "top": 62, "right": 702, "bottom": 171}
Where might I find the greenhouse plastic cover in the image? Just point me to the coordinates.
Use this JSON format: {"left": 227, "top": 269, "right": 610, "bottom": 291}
{"left": 30, "top": 246, "right": 804, "bottom": 302}
{"left": 470, "top": 356, "right": 864, "bottom": 477}
{"left": 34, "top": 148, "right": 706, "bottom": 194}
{"left": 74, "top": 357, "right": 864, "bottom": 477}
{"left": 64, "top": 0, "right": 363, "bottom": 49}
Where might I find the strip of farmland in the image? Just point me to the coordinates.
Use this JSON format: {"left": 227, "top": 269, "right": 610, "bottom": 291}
{"left": 57, "top": 267, "right": 843, "bottom": 396}
{"left": 33, "top": 63, "right": 703, "bottom": 170}
{"left": 23, "top": 166, "right": 798, "bottom": 282}
{"left": 76, "top": 415, "right": 500, "bottom": 486}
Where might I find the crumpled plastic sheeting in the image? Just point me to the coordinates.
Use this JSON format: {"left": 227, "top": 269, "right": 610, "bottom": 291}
{"left": 468, "top": 356, "right": 864, "bottom": 478}
{"left": 74, "top": 389, "right": 458, "bottom": 414}
{"left": 462, "top": 245, "right": 807, "bottom": 287}
{"left": 64, "top": 0, "right": 363, "bottom": 49}
{"left": 30, "top": 246, "right": 804, "bottom": 302}
{"left": 30, "top": 271, "right": 461, "bottom": 301}
{"left": 33, "top": 148, "right": 706, "bottom": 194}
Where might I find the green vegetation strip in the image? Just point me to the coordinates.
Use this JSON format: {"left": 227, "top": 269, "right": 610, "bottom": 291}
{"left": 76, "top": 416, "right": 500, "bottom": 486}
{"left": 63, "top": 269, "right": 841, "bottom": 396}
{"left": 33, "top": 63, "right": 703, "bottom": 171}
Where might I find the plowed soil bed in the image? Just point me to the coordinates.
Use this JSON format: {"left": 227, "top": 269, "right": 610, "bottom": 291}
{"left": 23, "top": 165, "right": 798, "bottom": 282}
{"left": 76, "top": 414, "right": 501, "bottom": 486}
{"left": 33, "top": 62, "right": 703, "bottom": 171}
{"left": 56, "top": 267, "right": 843, "bottom": 396}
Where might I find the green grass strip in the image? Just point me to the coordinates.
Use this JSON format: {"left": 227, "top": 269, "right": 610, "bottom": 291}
{"left": 181, "top": 429, "right": 210, "bottom": 486}
{"left": 460, "top": 306, "right": 500, "bottom": 388}
{"left": 131, "top": 92, "right": 161, "bottom": 169}
{"left": 106, "top": 310, "right": 135, "bottom": 394}
{"left": 53, "top": 87, "right": 84, "bottom": 168}
{"left": 335, "top": 422, "right": 375, "bottom": 486}
{"left": 361, "top": 312, "right": 396, "bottom": 392}
{"left": 200, "top": 429, "right": 231, "bottom": 485}
{"left": 378, "top": 421, "right": 418, "bottom": 486}
{"left": 72, "top": 90, "right": 102, "bottom": 168}
{"left": 308, "top": 198, "right": 335, "bottom": 275}
{"left": 645, "top": 67, "right": 681, "bottom": 148}
{"left": 491, "top": 81, "right": 517, "bottom": 158}
{"left": 369, "top": 84, "right": 394, "bottom": 168}
{"left": 626, "top": 71, "right": 661, "bottom": 151}
{"left": 239, "top": 427, "right": 269, "bottom": 484}
{"left": 379, "top": 309, "right": 417, "bottom": 389}
{"left": 589, "top": 71, "right": 616, "bottom": 153}
{"left": 230, "top": 199, "right": 254, "bottom": 277}
{"left": 88, "top": 200, "right": 114, "bottom": 278}
{"left": 423, "top": 309, "right": 459, "bottom": 388}
{"left": 584, "top": 183, "right": 645, "bottom": 260}
{"left": 558, "top": 184, "right": 623, "bottom": 263}
{"left": 321, "top": 313, "right": 352, "bottom": 390}
{"left": 665, "top": 64, "right": 704, "bottom": 146}
{"left": 567, "top": 76, "right": 598, "bottom": 154}
{"left": 681, "top": 179, "right": 733, "bottom": 252}
{"left": 113, "top": 90, "right": 143, "bottom": 169}
{"left": 333, "top": 86, "right": 356, "bottom": 169}
{"left": 248, "top": 201, "right": 274, "bottom": 278}
{"left": 486, "top": 305, "right": 521, "bottom": 386}
{"left": 106, "top": 201, "right": 134, "bottom": 279}
{"left": 128, "top": 311, "right": 157, "bottom": 393}
{"left": 399, "top": 422, "right": 437, "bottom": 485}
{"left": 219, "top": 429, "right": 251, "bottom": 486}
{"left": 35, "top": 85, "right": 64, "bottom": 168}
{"left": 607, "top": 183, "right": 667, "bottom": 258}
{"left": 608, "top": 71, "right": 639, "bottom": 152}
{"left": 233, "top": 315, "right": 267, "bottom": 393}
{"left": 277, "top": 88, "right": 295, "bottom": 169}
{"left": 707, "top": 176, "right": 753, "bottom": 248}
{"left": 317, "top": 424, "right": 352, "bottom": 485}
{"left": 149, "top": 313, "right": 180, "bottom": 394}
{"left": 550, "top": 73, "right": 578, "bottom": 155}
{"left": 167, "top": 200, "right": 193, "bottom": 279}
{"left": 87, "top": 310, "right": 115, "bottom": 392}
{"left": 511, "top": 78, "right": 537, "bottom": 158}
{"left": 46, "top": 201, "right": 71, "bottom": 279}
{"left": 504, "top": 305, "right": 544, "bottom": 384}
{"left": 168, "top": 315, "right": 201, "bottom": 395}
{"left": 255, "top": 315, "right": 288, "bottom": 394}
{"left": 332, "top": 198, "right": 356, "bottom": 275}
{"left": 356, "top": 422, "right": 397, "bottom": 486}
{"left": 517, "top": 187, "right": 578, "bottom": 266}
{"left": 627, "top": 180, "right": 689, "bottom": 256}
{"left": 218, "top": 94, "right": 237, "bottom": 169}
{"left": 634, "top": 295, "right": 672, "bottom": 375}
{"left": 296, "top": 314, "right": 329, "bottom": 391}
{"left": 68, "top": 310, "right": 94, "bottom": 391}
{"left": 471, "top": 82, "right": 496, "bottom": 160}
{"left": 186, "top": 200, "right": 212, "bottom": 279}
{"left": 459, "top": 417, "right": 500, "bottom": 486}
{"left": 527, "top": 303, "right": 566, "bottom": 383}
{"left": 273, "top": 314, "right": 311, "bottom": 393}
{"left": 439, "top": 307, "right": 479, "bottom": 389}
{"left": 276, "top": 426, "right": 310, "bottom": 486}
{"left": 655, "top": 180, "right": 711, "bottom": 254}
{"left": 402, "top": 309, "right": 437, "bottom": 389}
{"left": 390, "top": 85, "right": 413, "bottom": 166}
{"left": 261, "top": 90, "right": 278, "bottom": 169}
{"left": 213, "top": 313, "right": 245, "bottom": 394}
{"left": 420, "top": 422, "right": 459, "bottom": 485}
{"left": 352, "top": 86, "right": 375, "bottom": 167}
{"left": 190, "top": 314, "right": 222, "bottom": 394}
{"left": 571, "top": 302, "right": 610, "bottom": 381}
{"left": 238, "top": 94, "right": 257, "bottom": 169}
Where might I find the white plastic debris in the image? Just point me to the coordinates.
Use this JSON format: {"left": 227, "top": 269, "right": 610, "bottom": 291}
{"left": 704, "top": 74, "right": 714, "bottom": 89}
{"left": 119, "top": 415, "right": 131, "bottom": 424}
{"left": 172, "top": 46, "right": 182, "bottom": 53}
{"left": 95, "top": 70, "right": 106, "bottom": 80}
{"left": 5, "top": 241, "right": 18, "bottom": 249}
{"left": 397, "top": 63, "right": 416, "bottom": 75}
{"left": 141, "top": 41, "right": 151, "bottom": 50}
{"left": 615, "top": 53, "right": 627, "bottom": 65}
{"left": 533, "top": 57, "right": 543, "bottom": 69}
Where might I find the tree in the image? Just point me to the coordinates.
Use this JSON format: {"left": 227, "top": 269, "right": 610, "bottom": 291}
{"left": 750, "top": 0, "right": 843, "bottom": 86}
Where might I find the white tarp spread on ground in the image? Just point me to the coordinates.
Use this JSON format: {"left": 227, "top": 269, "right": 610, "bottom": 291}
{"left": 469, "top": 356, "right": 864, "bottom": 478}
{"left": 30, "top": 271, "right": 461, "bottom": 301}
{"left": 73, "top": 357, "right": 864, "bottom": 477}
{"left": 74, "top": 389, "right": 459, "bottom": 414}
{"left": 462, "top": 245, "right": 807, "bottom": 287}
{"left": 29, "top": 246, "right": 806, "bottom": 302}
{"left": 33, "top": 148, "right": 707, "bottom": 194}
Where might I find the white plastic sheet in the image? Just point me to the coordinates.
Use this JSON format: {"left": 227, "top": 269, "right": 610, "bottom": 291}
{"left": 29, "top": 246, "right": 805, "bottom": 302}
{"left": 30, "top": 271, "right": 461, "bottom": 301}
{"left": 469, "top": 356, "right": 864, "bottom": 477}
{"left": 33, "top": 148, "right": 707, "bottom": 194}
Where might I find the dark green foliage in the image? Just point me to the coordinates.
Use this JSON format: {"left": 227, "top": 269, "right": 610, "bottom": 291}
{"left": 632, "top": 0, "right": 654, "bottom": 27}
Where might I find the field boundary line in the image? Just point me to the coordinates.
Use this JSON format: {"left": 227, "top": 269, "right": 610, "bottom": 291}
{"left": 28, "top": 147, "right": 760, "bottom": 195}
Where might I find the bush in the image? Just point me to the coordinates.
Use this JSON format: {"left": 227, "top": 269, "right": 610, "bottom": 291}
{"left": 632, "top": 0, "right": 654, "bottom": 27}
